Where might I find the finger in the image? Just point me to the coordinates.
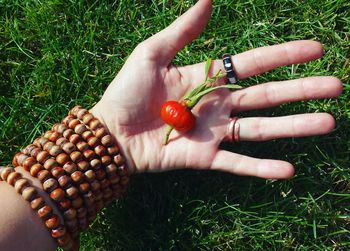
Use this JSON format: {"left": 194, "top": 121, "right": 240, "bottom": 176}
{"left": 231, "top": 76, "right": 343, "bottom": 112}
{"left": 236, "top": 113, "right": 335, "bottom": 141}
{"left": 178, "top": 40, "right": 324, "bottom": 85}
{"left": 211, "top": 150, "right": 294, "bottom": 179}
{"left": 140, "top": 0, "right": 212, "bottom": 65}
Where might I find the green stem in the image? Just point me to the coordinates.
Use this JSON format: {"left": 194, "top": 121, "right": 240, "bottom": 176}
{"left": 164, "top": 125, "right": 174, "bottom": 145}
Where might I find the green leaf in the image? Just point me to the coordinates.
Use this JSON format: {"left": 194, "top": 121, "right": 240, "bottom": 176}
{"left": 204, "top": 58, "right": 212, "bottom": 81}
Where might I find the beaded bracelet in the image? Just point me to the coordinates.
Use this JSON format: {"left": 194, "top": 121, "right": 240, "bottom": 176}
{"left": 0, "top": 167, "right": 77, "bottom": 251}
{"left": 4, "top": 105, "right": 130, "bottom": 250}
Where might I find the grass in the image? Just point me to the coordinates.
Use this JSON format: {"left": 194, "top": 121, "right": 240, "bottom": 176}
{"left": 0, "top": 0, "right": 349, "bottom": 250}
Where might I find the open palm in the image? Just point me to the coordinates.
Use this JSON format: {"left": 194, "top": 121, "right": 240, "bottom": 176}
{"left": 91, "top": 0, "right": 342, "bottom": 179}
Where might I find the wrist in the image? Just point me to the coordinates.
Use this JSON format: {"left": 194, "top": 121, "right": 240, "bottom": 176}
{"left": 90, "top": 101, "right": 137, "bottom": 174}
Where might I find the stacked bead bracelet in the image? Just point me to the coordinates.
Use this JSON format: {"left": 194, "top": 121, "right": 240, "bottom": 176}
{"left": 1, "top": 106, "right": 130, "bottom": 251}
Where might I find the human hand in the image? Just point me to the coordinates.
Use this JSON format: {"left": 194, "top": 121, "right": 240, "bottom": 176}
{"left": 91, "top": 0, "right": 342, "bottom": 179}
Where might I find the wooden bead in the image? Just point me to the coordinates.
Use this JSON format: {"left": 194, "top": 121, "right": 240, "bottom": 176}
{"left": 79, "top": 182, "right": 90, "bottom": 194}
{"left": 30, "top": 163, "right": 43, "bottom": 177}
{"left": 63, "top": 162, "right": 77, "bottom": 174}
{"left": 43, "top": 178, "right": 58, "bottom": 192}
{"left": 118, "top": 165, "right": 129, "bottom": 176}
{"left": 50, "top": 188, "right": 65, "bottom": 202}
{"left": 71, "top": 171, "right": 84, "bottom": 184}
{"left": 56, "top": 137, "right": 68, "bottom": 146}
{"left": 12, "top": 153, "right": 21, "bottom": 167}
{"left": 63, "top": 128, "right": 74, "bottom": 139}
{"left": 114, "top": 154, "right": 125, "bottom": 166}
{"left": 44, "top": 158, "right": 57, "bottom": 171}
{"left": 36, "top": 150, "right": 50, "bottom": 163}
{"left": 49, "top": 145, "right": 63, "bottom": 156}
{"left": 82, "top": 113, "right": 94, "bottom": 124}
{"left": 68, "top": 119, "right": 80, "bottom": 129}
{"left": 45, "top": 215, "right": 60, "bottom": 229}
{"left": 95, "top": 127, "right": 107, "bottom": 138}
{"left": 49, "top": 131, "right": 60, "bottom": 142}
{"left": 59, "top": 199, "right": 71, "bottom": 210}
{"left": 107, "top": 146, "right": 119, "bottom": 155}
{"left": 90, "top": 159, "right": 101, "bottom": 170}
{"left": 101, "top": 135, "right": 114, "bottom": 147}
{"left": 83, "top": 191, "right": 95, "bottom": 204}
{"left": 57, "top": 124, "right": 68, "bottom": 134}
{"left": 106, "top": 163, "right": 117, "bottom": 176}
{"left": 44, "top": 130, "right": 53, "bottom": 139}
{"left": 23, "top": 157, "right": 36, "bottom": 171}
{"left": 94, "top": 145, "right": 106, "bottom": 156}
{"left": 71, "top": 197, "right": 83, "bottom": 208}
{"left": 38, "top": 205, "right": 52, "bottom": 219}
{"left": 103, "top": 188, "right": 113, "bottom": 200}
{"left": 0, "top": 167, "right": 12, "bottom": 181}
{"left": 43, "top": 141, "right": 55, "bottom": 152}
{"left": 51, "top": 123, "right": 60, "bottom": 132}
{"left": 101, "top": 155, "right": 112, "bottom": 166}
{"left": 83, "top": 149, "right": 95, "bottom": 160}
{"left": 65, "top": 218, "right": 78, "bottom": 231}
{"left": 38, "top": 137, "right": 49, "bottom": 147}
{"left": 84, "top": 170, "right": 95, "bottom": 182}
{"left": 82, "top": 130, "right": 93, "bottom": 141}
{"left": 110, "top": 175, "right": 120, "bottom": 185}
{"left": 77, "top": 161, "right": 89, "bottom": 172}
{"left": 95, "top": 199, "right": 104, "bottom": 212}
{"left": 89, "top": 118, "right": 101, "bottom": 130}
{"left": 62, "top": 115, "right": 74, "bottom": 125}
{"left": 63, "top": 208, "right": 77, "bottom": 220}
{"left": 22, "top": 186, "right": 37, "bottom": 201}
{"left": 14, "top": 178, "right": 29, "bottom": 193}
{"left": 70, "top": 106, "right": 82, "bottom": 116}
{"left": 87, "top": 137, "right": 100, "bottom": 148}
{"left": 62, "top": 142, "right": 76, "bottom": 154}
{"left": 77, "top": 108, "right": 88, "bottom": 119}
{"left": 7, "top": 172, "right": 21, "bottom": 186}
{"left": 31, "top": 148, "right": 41, "bottom": 158}
{"left": 94, "top": 190, "right": 103, "bottom": 201}
{"left": 31, "top": 197, "right": 45, "bottom": 210}
{"left": 66, "top": 186, "right": 79, "bottom": 199}
{"left": 79, "top": 218, "right": 88, "bottom": 230}
{"left": 57, "top": 234, "right": 73, "bottom": 248}
{"left": 17, "top": 153, "right": 29, "bottom": 166}
{"left": 70, "top": 151, "right": 83, "bottom": 163}
{"left": 23, "top": 144, "right": 36, "bottom": 156}
{"left": 69, "top": 134, "right": 80, "bottom": 145}
{"left": 121, "top": 176, "right": 129, "bottom": 186}
{"left": 58, "top": 175, "right": 71, "bottom": 189}
{"left": 56, "top": 153, "right": 69, "bottom": 165}
{"left": 32, "top": 137, "right": 41, "bottom": 147}
{"left": 77, "top": 207, "right": 87, "bottom": 218}
{"left": 51, "top": 225, "right": 67, "bottom": 239}
{"left": 90, "top": 180, "right": 100, "bottom": 191}
{"left": 37, "top": 170, "right": 51, "bottom": 182}
{"left": 95, "top": 169, "right": 106, "bottom": 180}
{"left": 74, "top": 123, "right": 87, "bottom": 134}
{"left": 76, "top": 141, "right": 89, "bottom": 152}
{"left": 100, "top": 178, "right": 109, "bottom": 189}
{"left": 51, "top": 166, "right": 64, "bottom": 179}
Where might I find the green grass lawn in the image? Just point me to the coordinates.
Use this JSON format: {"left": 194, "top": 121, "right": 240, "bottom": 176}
{"left": 1, "top": 0, "right": 349, "bottom": 250}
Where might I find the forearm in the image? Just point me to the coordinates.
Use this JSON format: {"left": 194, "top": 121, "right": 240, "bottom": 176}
{"left": 0, "top": 167, "right": 56, "bottom": 251}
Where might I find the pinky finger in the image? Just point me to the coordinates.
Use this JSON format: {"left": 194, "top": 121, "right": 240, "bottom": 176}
{"left": 211, "top": 150, "right": 295, "bottom": 179}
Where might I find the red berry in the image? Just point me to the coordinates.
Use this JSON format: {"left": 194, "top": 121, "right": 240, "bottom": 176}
{"left": 160, "top": 101, "right": 196, "bottom": 132}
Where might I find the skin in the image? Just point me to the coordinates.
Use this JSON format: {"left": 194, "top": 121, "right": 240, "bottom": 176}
{"left": 0, "top": 0, "right": 343, "bottom": 250}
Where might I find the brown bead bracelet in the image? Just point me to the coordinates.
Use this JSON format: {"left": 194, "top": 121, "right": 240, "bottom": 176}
{"left": 0, "top": 167, "right": 77, "bottom": 251}
{"left": 8, "top": 105, "right": 130, "bottom": 250}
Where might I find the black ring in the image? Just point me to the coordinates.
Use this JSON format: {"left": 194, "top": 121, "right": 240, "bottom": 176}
{"left": 222, "top": 53, "right": 238, "bottom": 84}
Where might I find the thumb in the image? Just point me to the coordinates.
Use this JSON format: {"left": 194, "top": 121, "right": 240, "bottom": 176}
{"left": 142, "top": 0, "right": 212, "bottom": 65}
